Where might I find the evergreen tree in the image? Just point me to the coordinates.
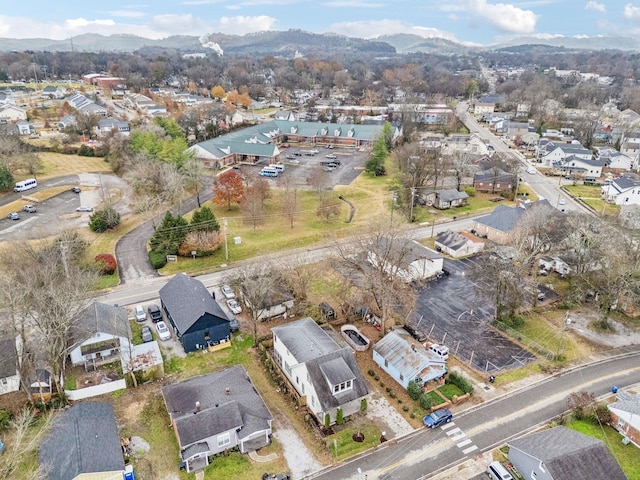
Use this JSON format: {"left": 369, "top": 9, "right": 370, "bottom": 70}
{"left": 0, "top": 164, "right": 14, "bottom": 192}
{"left": 365, "top": 134, "right": 387, "bottom": 176}
{"left": 190, "top": 206, "right": 220, "bottom": 232}
{"left": 149, "top": 211, "right": 189, "bottom": 256}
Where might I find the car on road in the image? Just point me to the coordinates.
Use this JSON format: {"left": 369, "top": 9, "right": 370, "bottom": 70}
{"left": 7, "top": 212, "right": 20, "bottom": 220}
{"left": 71, "top": 187, "right": 81, "bottom": 193}
{"left": 141, "top": 325, "right": 153, "bottom": 343}
{"left": 147, "top": 304, "right": 163, "bottom": 323}
{"left": 325, "top": 153, "right": 337, "bottom": 159}
{"left": 221, "top": 284, "right": 235, "bottom": 299}
{"left": 288, "top": 158, "right": 300, "bottom": 164}
{"left": 134, "top": 305, "right": 146, "bottom": 322}
{"left": 286, "top": 154, "right": 296, "bottom": 160}
{"left": 526, "top": 166, "right": 536, "bottom": 175}
{"left": 227, "top": 298, "right": 242, "bottom": 314}
{"left": 558, "top": 198, "right": 566, "bottom": 205}
{"left": 76, "top": 206, "right": 93, "bottom": 212}
{"left": 423, "top": 408, "right": 453, "bottom": 428}
{"left": 22, "top": 205, "right": 37, "bottom": 213}
{"left": 155, "top": 321, "right": 171, "bottom": 341}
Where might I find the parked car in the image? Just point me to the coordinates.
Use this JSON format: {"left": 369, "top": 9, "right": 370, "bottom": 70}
{"left": 134, "top": 305, "right": 146, "bottom": 322}
{"left": 7, "top": 212, "right": 20, "bottom": 220}
{"left": 76, "top": 206, "right": 93, "bottom": 212}
{"left": 221, "top": 285, "right": 235, "bottom": 299}
{"left": 558, "top": 198, "right": 566, "bottom": 205}
{"left": 423, "top": 408, "right": 453, "bottom": 428}
{"left": 147, "top": 304, "right": 162, "bottom": 323}
{"left": 71, "top": 187, "right": 81, "bottom": 193}
{"left": 141, "top": 326, "right": 153, "bottom": 343}
{"left": 227, "top": 299, "right": 242, "bottom": 314}
{"left": 155, "top": 321, "right": 171, "bottom": 341}
{"left": 286, "top": 154, "right": 296, "bottom": 160}
{"left": 325, "top": 153, "right": 337, "bottom": 159}
{"left": 22, "top": 205, "right": 37, "bottom": 213}
{"left": 403, "top": 324, "right": 428, "bottom": 342}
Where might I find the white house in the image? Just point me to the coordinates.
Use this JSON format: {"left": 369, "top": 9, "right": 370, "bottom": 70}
{"left": 272, "top": 318, "right": 369, "bottom": 426}
{"left": 15, "top": 119, "right": 32, "bottom": 135}
{"left": 367, "top": 237, "right": 444, "bottom": 283}
{"left": 601, "top": 176, "right": 640, "bottom": 206}
{"left": 68, "top": 302, "right": 132, "bottom": 370}
{"left": 435, "top": 230, "right": 485, "bottom": 258}
{"left": 553, "top": 155, "right": 604, "bottom": 178}
{"left": 608, "top": 389, "right": 640, "bottom": 448}
{"left": 0, "top": 337, "right": 21, "bottom": 396}
{"left": 95, "top": 117, "right": 130, "bottom": 137}
{"left": 0, "top": 104, "right": 27, "bottom": 122}
{"left": 540, "top": 142, "right": 592, "bottom": 166}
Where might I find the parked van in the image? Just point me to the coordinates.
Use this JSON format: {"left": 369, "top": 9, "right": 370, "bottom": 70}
{"left": 14, "top": 178, "right": 37, "bottom": 192}
{"left": 428, "top": 344, "right": 449, "bottom": 360}
{"left": 269, "top": 163, "right": 285, "bottom": 172}
{"left": 487, "top": 461, "right": 513, "bottom": 480}
{"left": 260, "top": 167, "right": 279, "bottom": 178}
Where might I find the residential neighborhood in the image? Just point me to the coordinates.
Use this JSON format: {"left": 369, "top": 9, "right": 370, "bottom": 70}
{"left": 0, "top": 25, "right": 640, "bottom": 480}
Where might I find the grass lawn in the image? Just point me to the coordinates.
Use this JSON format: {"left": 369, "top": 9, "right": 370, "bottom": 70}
{"left": 564, "top": 184, "right": 619, "bottom": 216}
{"left": 438, "top": 383, "right": 464, "bottom": 401}
{"left": 326, "top": 422, "right": 381, "bottom": 461}
{"left": 35, "top": 152, "right": 113, "bottom": 180}
{"left": 567, "top": 419, "right": 640, "bottom": 480}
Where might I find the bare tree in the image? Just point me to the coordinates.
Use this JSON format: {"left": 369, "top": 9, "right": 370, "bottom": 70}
{"left": 447, "top": 150, "right": 475, "bottom": 192}
{"left": 181, "top": 157, "right": 204, "bottom": 207}
{"left": 241, "top": 183, "right": 267, "bottom": 230}
{"left": 1, "top": 408, "right": 53, "bottom": 480}
{"left": 278, "top": 173, "right": 298, "bottom": 228}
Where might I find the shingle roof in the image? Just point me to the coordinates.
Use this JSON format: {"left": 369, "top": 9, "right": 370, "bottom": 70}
{"left": 609, "top": 391, "right": 640, "bottom": 416}
{"left": 376, "top": 237, "right": 442, "bottom": 264}
{"left": 437, "top": 189, "right": 468, "bottom": 202}
{"left": 39, "top": 402, "right": 124, "bottom": 480}
{"left": 272, "top": 317, "right": 340, "bottom": 363}
{"left": 162, "top": 365, "right": 272, "bottom": 447}
{"left": 159, "top": 273, "right": 229, "bottom": 333}
{"left": 435, "top": 230, "right": 474, "bottom": 252}
{"left": 71, "top": 302, "right": 131, "bottom": 347}
{"left": 509, "top": 426, "right": 627, "bottom": 480}
{"left": 475, "top": 204, "right": 524, "bottom": 233}
{"left": 0, "top": 338, "right": 16, "bottom": 379}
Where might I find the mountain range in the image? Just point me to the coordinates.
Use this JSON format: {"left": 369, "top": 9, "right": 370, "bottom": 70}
{"left": 1, "top": 30, "right": 639, "bottom": 56}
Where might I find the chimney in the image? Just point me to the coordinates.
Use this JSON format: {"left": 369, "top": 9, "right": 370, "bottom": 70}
{"left": 195, "top": 401, "right": 201, "bottom": 413}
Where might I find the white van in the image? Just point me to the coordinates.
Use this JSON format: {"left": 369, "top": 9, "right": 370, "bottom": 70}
{"left": 429, "top": 344, "right": 449, "bottom": 360}
{"left": 269, "top": 163, "right": 285, "bottom": 172}
{"left": 14, "top": 178, "right": 37, "bottom": 192}
{"left": 487, "top": 461, "right": 513, "bottom": 480}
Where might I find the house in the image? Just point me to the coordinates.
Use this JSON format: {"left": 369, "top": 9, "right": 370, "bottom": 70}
{"left": 162, "top": 365, "right": 273, "bottom": 473}
{"left": 29, "top": 368, "right": 52, "bottom": 402}
{"left": 553, "top": 155, "right": 604, "bottom": 178}
{"left": 274, "top": 110, "right": 296, "bottom": 121}
{"left": 95, "top": 117, "right": 130, "bottom": 137}
{"left": 159, "top": 273, "right": 231, "bottom": 353}
{"left": 15, "top": 119, "right": 32, "bottom": 135}
{"left": 57, "top": 114, "right": 77, "bottom": 131}
{"left": 597, "top": 146, "right": 633, "bottom": 173}
{"left": 539, "top": 142, "right": 592, "bottom": 167}
{"left": 435, "top": 230, "right": 485, "bottom": 258}
{"left": 240, "top": 287, "right": 295, "bottom": 321}
{"left": 507, "top": 426, "right": 627, "bottom": 480}
{"left": 40, "top": 85, "right": 65, "bottom": 99}
{"left": 442, "top": 133, "right": 490, "bottom": 157}
{"left": 372, "top": 329, "right": 447, "bottom": 391}
{"left": 272, "top": 317, "right": 369, "bottom": 425}
{"left": 602, "top": 176, "right": 640, "bottom": 206}
{"left": 39, "top": 402, "right": 126, "bottom": 480}
{"left": 0, "top": 338, "right": 20, "bottom": 396}
{"left": 367, "top": 237, "right": 444, "bottom": 283}
{"left": 608, "top": 389, "right": 640, "bottom": 448}
{"left": 538, "top": 255, "right": 570, "bottom": 276}
{"left": 68, "top": 301, "right": 132, "bottom": 370}
{"left": 431, "top": 189, "right": 468, "bottom": 210}
{"left": 0, "top": 104, "right": 27, "bottom": 122}
{"left": 472, "top": 168, "right": 516, "bottom": 193}
{"left": 472, "top": 200, "right": 552, "bottom": 244}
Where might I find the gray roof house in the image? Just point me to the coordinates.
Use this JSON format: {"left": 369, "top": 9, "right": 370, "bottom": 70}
{"left": 608, "top": 389, "right": 640, "bottom": 449}
{"left": 425, "top": 189, "right": 468, "bottom": 210}
{"left": 68, "top": 301, "right": 132, "bottom": 370}
{"left": 373, "top": 328, "right": 447, "bottom": 390}
{"left": 473, "top": 168, "right": 516, "bottom": 193}
{"left": 39, "top": 402, "right": 125, "bottom": 480}
{"left": 367, "top": 237, "right": 444, "bottom": 283}
{"left": 272, "top": 318, "right": 369, "bottom": 425}
{"left": 159, "top": 273, "right": 231, "bottom": 353}
{"left": 435, "top": 230, "right": 485, "bottom": 258}
{"left": 508, "top": 426, "right": 627, "bottom": 480}
{"left": 162, "top": 365, "right": 273, "bottom": 473}
{"left": 0, "top": 337, "right": 20, "bottom": 396}
{"left": 472, "top": 200, "right": 552, "bottom": 244}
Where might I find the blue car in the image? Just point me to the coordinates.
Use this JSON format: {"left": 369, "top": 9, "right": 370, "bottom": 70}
{"left": 423, "top": 408, "right": 453, "bottom": 428}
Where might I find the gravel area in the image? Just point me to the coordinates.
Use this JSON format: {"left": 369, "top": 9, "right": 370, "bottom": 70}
{"left": 566, "top": 310, "right": 640, "bottom": 348}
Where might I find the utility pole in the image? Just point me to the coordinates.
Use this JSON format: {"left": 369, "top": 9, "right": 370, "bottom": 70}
{"left": 223, "top": 218, "right": 228, "bottom": 261}
{"left": 409, "top": 187, "right": 416, "bottom": 223}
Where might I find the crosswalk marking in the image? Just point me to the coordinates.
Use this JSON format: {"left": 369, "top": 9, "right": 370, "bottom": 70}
{"left": 450, "top": 432, "right": 467, "bottom": 442}
{"left": 445, "top": 427, "right": 461, "bottom": 436}
{"left": 462, "top": 445, "right": 478, "bottom": 454}
{"left": 457, "top": 439, "right": 472, "bottom": 448}
{"left": 441, "top": 422, "right": 456, "bottom": 431}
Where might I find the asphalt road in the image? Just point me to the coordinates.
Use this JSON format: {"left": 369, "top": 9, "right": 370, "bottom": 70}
{"left": 306, "top": 348, "right": 640, "bottom": 480}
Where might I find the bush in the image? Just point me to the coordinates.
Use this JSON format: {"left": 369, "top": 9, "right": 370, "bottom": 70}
{"left": 403, "top": 406, "right": 409, "bottom": 412}
{"left": 324, "top": 413, "right": 331, "bottom": 430}
{"left": 336, "top": 407, "right": 344, "bottom": 425}
{"left": 360, "top": 398, "right": 367, "bottom": 412}
{"left": 407, "top": 380, "right": 422, "bottom": 401}
{"left": 95, "top": 253, "right": 117, "bottom": 275}
{"left": 368, "top": 369, "right": 375, "bottom": 376}
{"left": 89, "top": 206, "right": 121, "bottom": 232}
{"left": 385, "top": 386, "right": 392, "bottom": 393}
{"left": 464, "top": 186, "right": 476, "bottom": 197}
{"left": 447, "top": 372, "right": 474, "bottom": 394}
{"left": 501, "top": 314, "right": 524, "bottom": 328}
{"left": 148, "top": 250, "right": 167, "bottom": 269}
{"left": 374, "top": 375, "right": 379, "bottom": 381}
{"left": 0, "top": 409, "right": 11, "bottom": 431}
{"left": 419, "top": 393, "right": 432, "bottom": 410}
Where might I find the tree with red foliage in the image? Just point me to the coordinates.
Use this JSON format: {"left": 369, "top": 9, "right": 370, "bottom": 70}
{"left": 95, "top": 254, "right": 117, "bottom": 275}
{"left": 213, "top": 170, "right": 244, "bottom": 210}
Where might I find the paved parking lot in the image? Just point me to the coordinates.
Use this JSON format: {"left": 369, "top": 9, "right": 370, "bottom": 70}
{"left": 411, "top": 257, "right": 536, "bottom": 373}
{"left": 235, "top": 144, "right": 370, "bottom": 190}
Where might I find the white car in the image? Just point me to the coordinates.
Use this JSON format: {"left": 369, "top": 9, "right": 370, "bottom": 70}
{"left": 227, "top": 299, "right": 242, "bottom": 314}
{"left": 325, "top": 153, "right": 337, "bottom": 159}
{"left": 155, "top": 321, "right": 171, "bottom": 341}
{"left": 134, "top": 305, "right": 146, "bottom": 322}
{"left": 76, "top": 206, "right": 93, "bottom": 212}
{"left": 558, "top": 198, "right": 566, "bottom": 205}
{"left": 221, "top": 285, "right": 235, "bottom": 299}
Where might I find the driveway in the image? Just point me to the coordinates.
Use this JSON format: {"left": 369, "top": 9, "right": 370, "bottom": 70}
{"left": 411, "top": 257, "right": 536, "bottom": 373}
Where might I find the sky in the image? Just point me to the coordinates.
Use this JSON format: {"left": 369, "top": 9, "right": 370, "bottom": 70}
{"left": 0, "top": 1, "right": 639, "bottom": 46}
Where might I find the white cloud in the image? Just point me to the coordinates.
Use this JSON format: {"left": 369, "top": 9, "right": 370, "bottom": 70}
{"left": 64, "top": 18, "right": 116, "bottom": 29}
{"left": 215, "top": 15, "right": 277, "bottom": 34}
{"left": 466, "top": 0, "right": 538, "bottom": 34}
{"left": 624, "top": 3, "right": 640, "bottom": 20}
{"left": 584, "top": 1, "right": 605, "bottom": 13}
{"left": 321, "top": 1, "right": 383, "bottom": 7}
{"left": 105, "top": 10, "right": 146, "bottom": 18}
{"left": 327, "top": 19, "right": 459, "bottom": 42}
{"left": 181, "top": 0, "right": 224, "bottom": 5}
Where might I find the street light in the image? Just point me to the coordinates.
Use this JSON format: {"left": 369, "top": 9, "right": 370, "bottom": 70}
{"left": 223, "top": 218, "right": 228, "bottom": 262}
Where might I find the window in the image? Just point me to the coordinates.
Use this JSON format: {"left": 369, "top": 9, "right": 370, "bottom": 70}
{"left": 333, "top": 380, "right": 353, "bottom": 394}
{"left": 384, "top": 359, "right": 389, "bottom": 368}
{"left": 399, "top": 374, "right": 404, "bottom": 381}
{"left": 204, "top": 331, "right": 210, "bottom": 340}
{"left": 217, "top": 432, "right": 231, "bottom": 447}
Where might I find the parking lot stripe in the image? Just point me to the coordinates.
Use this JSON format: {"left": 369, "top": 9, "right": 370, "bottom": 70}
{"left": 462, "top": 445, "right": 478, "bottom": 454}
{"left": 457, "top": 439, "right": 472, "bottom": 448}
